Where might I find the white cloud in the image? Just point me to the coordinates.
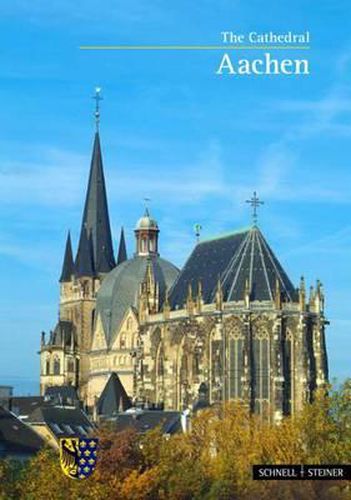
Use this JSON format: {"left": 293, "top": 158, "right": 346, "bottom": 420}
{"left": 2, "top": 0, "right": 167, "bottom": 27}
{"left": 275, "top": 97, "right": 351, "bottom": 114}
{"left": 0, "top": 149, "right": 87, "bottom": 206}
{"left": 285, "top": 225, "right": 351, "bottom": 258}
{"left": 0, "top": 141, "right": 229, "bottom": 207}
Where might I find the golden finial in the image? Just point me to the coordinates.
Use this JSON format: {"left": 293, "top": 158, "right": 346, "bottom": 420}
{"left": 275, "top": 278, "right": 281, "bottom": 309}
{"left": 315, "top": 279, "right": 324, "bottom": 313}
{"left": 196, "top": 280, "right": 203, "bottom": 313}
{"left": 244, "top": 278, "right": 250, "bottom": 308}
{"left": 299, "top": 276, "right": 306, "bottom": 311}
{"left": 309, "top": 284, "right": 315, "bottom": 309}
{"left": 215, "top": 277, "right": 223, "bottom": 311}
{"left": 163, "top": 286, "right": 170, "bottom": 319}
{"left": 186, "top": 283, "right": 194, "bottom": 315}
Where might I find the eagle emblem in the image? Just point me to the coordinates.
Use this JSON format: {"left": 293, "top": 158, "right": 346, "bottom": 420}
{"left": 59, "top": 437, "right": 98, "bottom": 480}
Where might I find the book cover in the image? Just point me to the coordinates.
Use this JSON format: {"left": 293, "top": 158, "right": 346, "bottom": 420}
{"left": 0, "top": 1, "right": 350, "bottom": 495}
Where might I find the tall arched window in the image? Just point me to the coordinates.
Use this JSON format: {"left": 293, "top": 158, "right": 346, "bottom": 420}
{"left": 211, "top": 339, "right": 223, "bottom": 402}
{"left": 192, "top": 349, "right": 200, "bottom": 378}
{"left": 53, "top": 358, "right": 61, "bottom": 375}
{"left": 149, "top": 237, "right": 154, "bottom": 252}
{"left": 179, "top": 352, "right": 189, "bottom": 409}
{"left": 283, "top": 330, "right": 294, "bottom": 415}
{"left": 253, "top": 328, "right": 270, "bottom": 415}
{"left": 228, "top": 330, "right": 244, "bottom": 399}
{"left": 67, "top": 359, "right": 74, "bottom": 373}
{"left": 157, "top": 351, "right": 164, "bottom": 377}
{"left": 46, "top": 359, "right": 50, "bottom": 375}
{"left": 180, "top": 353, "right": 188, "bottom": 384}
{"left": 156, "top": 343, "right": 165, "bottom": 404}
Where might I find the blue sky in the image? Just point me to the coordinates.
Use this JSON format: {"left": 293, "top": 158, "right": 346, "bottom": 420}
{"left": 1, "top": 1, "right": 350, "bottom": 394}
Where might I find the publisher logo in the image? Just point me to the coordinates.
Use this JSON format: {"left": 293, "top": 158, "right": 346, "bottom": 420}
{"left": 253, "top": 465, "right": 351, "bottom": 480}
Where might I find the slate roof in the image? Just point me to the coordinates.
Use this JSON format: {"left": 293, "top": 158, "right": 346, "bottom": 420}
{"left": 27, "top": 405, "right": 94, "bottom": 439}
{"left": 96, "top": 255, "right": 179, "bottom": 345}
{"left": 0, "top": 406, "right": 45, "bottom": 457}
{"left": 170, "top": 226, "right": 297, "bottom": 308}
{"left": 97, "top": 373, "right": 132, "bottom": 417}
{"left": 9, "top": 397, "right": 44, "bottom": 418}
{"left": 75, "top": 227, "right": 95, "bottom": 278}
{"left": 116, "top": 227, "right": 127, "bottom": 265}
{"left": 44, "top": 386, "right": 79, "bottom": 406}
{"left": 75, "top": 132, "right": 115, "bottom": 276}
{"left": 59, "top": 231, "right": 75, "bottom": 282}
{"left": 106, "top": 409, "right": 182, "bottom": 435}
{"left": 221, "top": 226, "right": 297, "bottom": 302}
{"left": 47, "top": 320, "right": 76, "bottom": 347}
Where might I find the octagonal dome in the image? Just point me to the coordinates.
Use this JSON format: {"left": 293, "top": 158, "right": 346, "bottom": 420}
{"left": 135, "top": 208, "right": 159, "bottom": 231}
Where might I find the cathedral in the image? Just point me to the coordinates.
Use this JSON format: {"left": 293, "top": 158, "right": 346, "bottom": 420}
{"left": 40, "top": 103, "right": 329, "bottom": 423}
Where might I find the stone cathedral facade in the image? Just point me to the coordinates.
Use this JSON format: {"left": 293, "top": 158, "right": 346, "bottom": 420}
{"left": 40, "top": 123, "right": 329, "bottom": 423}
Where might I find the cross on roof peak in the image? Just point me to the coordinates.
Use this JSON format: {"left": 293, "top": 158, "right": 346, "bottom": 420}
{"left": 245, "top": 191, "right": 264, "bottom": 225}
{"left": 194, "top": 223, "right": 202, "bottom": 243}
{"left": 92, "top": 87, "right": 103, "bottom": 131}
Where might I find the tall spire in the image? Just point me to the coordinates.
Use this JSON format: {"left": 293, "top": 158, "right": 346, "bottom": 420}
{"left": 117, "top": 227, "right": 127, "bottom": 265}
{"left": 76, "top": 93, "right": 115, "bottom": 274}
{"left": 59, "top": 231, "right": 75, "bottom": 282}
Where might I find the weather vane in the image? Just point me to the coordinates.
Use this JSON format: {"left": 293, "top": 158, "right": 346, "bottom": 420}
{"left": 143, "top": 197, "right": 151, "bottom": 215}
{"left": 92, "top": 87, "right": 103, "bottom": 131}
{"left": 245, "top": 191, "right": 264, "bottom": 225}
{"left": 194, "top": 223, "right": 202, "bottom": 243}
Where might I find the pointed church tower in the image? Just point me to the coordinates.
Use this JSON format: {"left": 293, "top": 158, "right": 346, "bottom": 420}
{"left": 59, "top": 231, "right": 75, "bottom": 282}
{"left": 76, "top": 131, "right": 115, "bottom": 275}
{"left": 41, "top": 88, "right": 116, "bottom": 402}
{"left": 116, "top": 227, "right": 127, "bottom": 265}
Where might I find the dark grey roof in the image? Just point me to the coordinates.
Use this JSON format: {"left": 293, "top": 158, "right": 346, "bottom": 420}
{"left": 59, "top": 231, "right": 75, "bottom": 282}
{"left": 27, "top": 405, "right": 94, "bottom": 438}
{"left": 192, "top": 383, "right": 210, "bottom": 413}
{"left": 116, "top": 227, "right": 127, "bottom": 265}
{"left": 76, "top": 132, "right": 115, "bottom": 275}
{"left": 75, "top": 227, "right": 95, "bottom": 278}
{"left": 97, "top": 373, "right": 131, "bottom": 417}
{"left": 0, "top": 406, "right": 45, "bottom": 457}
{"left": 9, "top": 397, "right": 44, "bottom": 418}
{"left": 96, "top": 255, "right": 179, "bottom": 345}
{"left": 48, "top": 320, "right": 76, "bottom": 347}
{"left": 170, "top": 226, "right": 297, "bottom": 308}
{"left": 170, "top": 230, "right": 248, "bottom": 307}
{"left": 44, "top": 386, "right": 79, "bottom": 406}
{"left": 106, "top": 410, "right": 182, "bottom": 435}
{"left": 220, "top": 227, "right": 297, "bottom": 302}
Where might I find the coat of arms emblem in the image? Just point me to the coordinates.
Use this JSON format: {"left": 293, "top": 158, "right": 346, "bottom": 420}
{"left": 59, "top": 437, "right": 98, "bottom": 479}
